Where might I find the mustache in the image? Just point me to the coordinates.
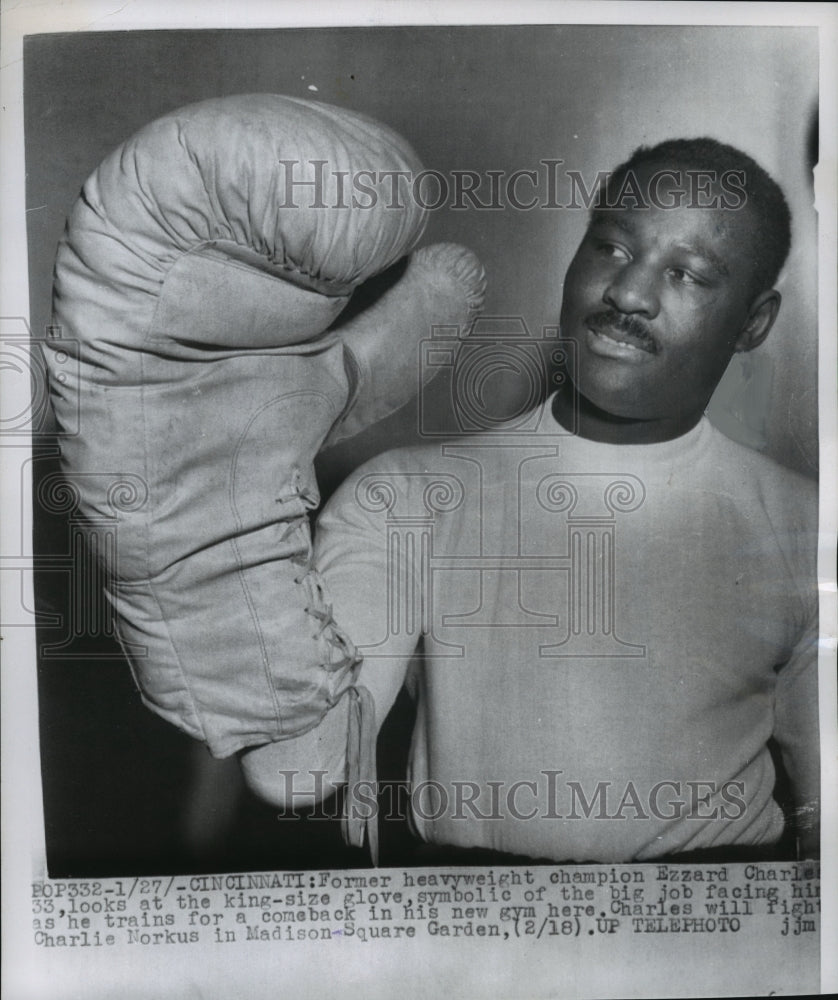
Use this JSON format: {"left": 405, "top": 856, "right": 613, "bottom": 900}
{"left": 585, "top": 310, "right": 656, "bottom": 348}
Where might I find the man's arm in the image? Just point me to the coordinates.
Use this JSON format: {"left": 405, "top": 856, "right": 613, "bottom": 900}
{"left": 240, "top": 458, "right": 420, "bottom": 807}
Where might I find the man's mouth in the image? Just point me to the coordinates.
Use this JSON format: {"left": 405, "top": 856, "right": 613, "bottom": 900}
{"left": 585, "top": 312, "right": 659, "bottom": 356}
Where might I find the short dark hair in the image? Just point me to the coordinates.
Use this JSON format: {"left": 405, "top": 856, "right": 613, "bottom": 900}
{"left": 602, "top": 137, "right": 792, "bottom": 294}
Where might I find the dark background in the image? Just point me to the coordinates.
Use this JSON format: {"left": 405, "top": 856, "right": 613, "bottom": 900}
{"left": 24, "top": 26, "right": 818, "bottom": 875}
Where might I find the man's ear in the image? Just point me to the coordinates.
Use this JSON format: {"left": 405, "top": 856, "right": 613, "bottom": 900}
{"left": 735, "top": 289, "right": 781, "bottom": 353}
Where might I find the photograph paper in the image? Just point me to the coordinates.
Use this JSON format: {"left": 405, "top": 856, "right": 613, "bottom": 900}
{"left": 2, "top": 3, "right": 836, "bottom": 998}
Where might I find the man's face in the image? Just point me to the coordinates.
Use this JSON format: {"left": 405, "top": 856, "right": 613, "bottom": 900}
{"left": 558, "top": 164, "right": 764, "bottom": 429}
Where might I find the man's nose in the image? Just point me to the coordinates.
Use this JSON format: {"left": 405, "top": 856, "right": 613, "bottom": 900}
{"left": 602, "top": 263, "right": 660, "bottom": 318}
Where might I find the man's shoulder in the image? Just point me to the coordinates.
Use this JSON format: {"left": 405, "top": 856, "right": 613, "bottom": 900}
{"left": 707, "top": 423, "right": 817, "bottom": 491}
{"left": 356, "top": 439, "right": 452, "bottom": 476}
{"left": 706, "top": 423, "right": 818, "bottom": 529}
{"left": 323, "top": 436, "right": 476, "bottom": 523}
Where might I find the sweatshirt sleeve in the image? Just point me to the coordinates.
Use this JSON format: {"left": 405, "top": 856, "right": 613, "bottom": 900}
{"left": 772, "top": 597, "right": 820, "bottom": 857}
{"left": 315, "top": 454, "right": 423, "bottom": 727}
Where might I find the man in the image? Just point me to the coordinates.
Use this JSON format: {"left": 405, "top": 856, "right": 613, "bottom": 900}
{"left": 242, "top": 138, "right": 820, "bottom": 864}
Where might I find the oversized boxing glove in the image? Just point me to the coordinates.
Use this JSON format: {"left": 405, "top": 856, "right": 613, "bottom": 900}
{"left": 46, "top": 94, "right": 485, "bottom": 758}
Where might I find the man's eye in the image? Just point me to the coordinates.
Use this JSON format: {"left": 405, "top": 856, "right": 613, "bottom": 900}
{"left": 668, "top": 267, "right": 701, "bottom": 285}
{"left": 595, "top": 241, "right": 630, "bottom": 261}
